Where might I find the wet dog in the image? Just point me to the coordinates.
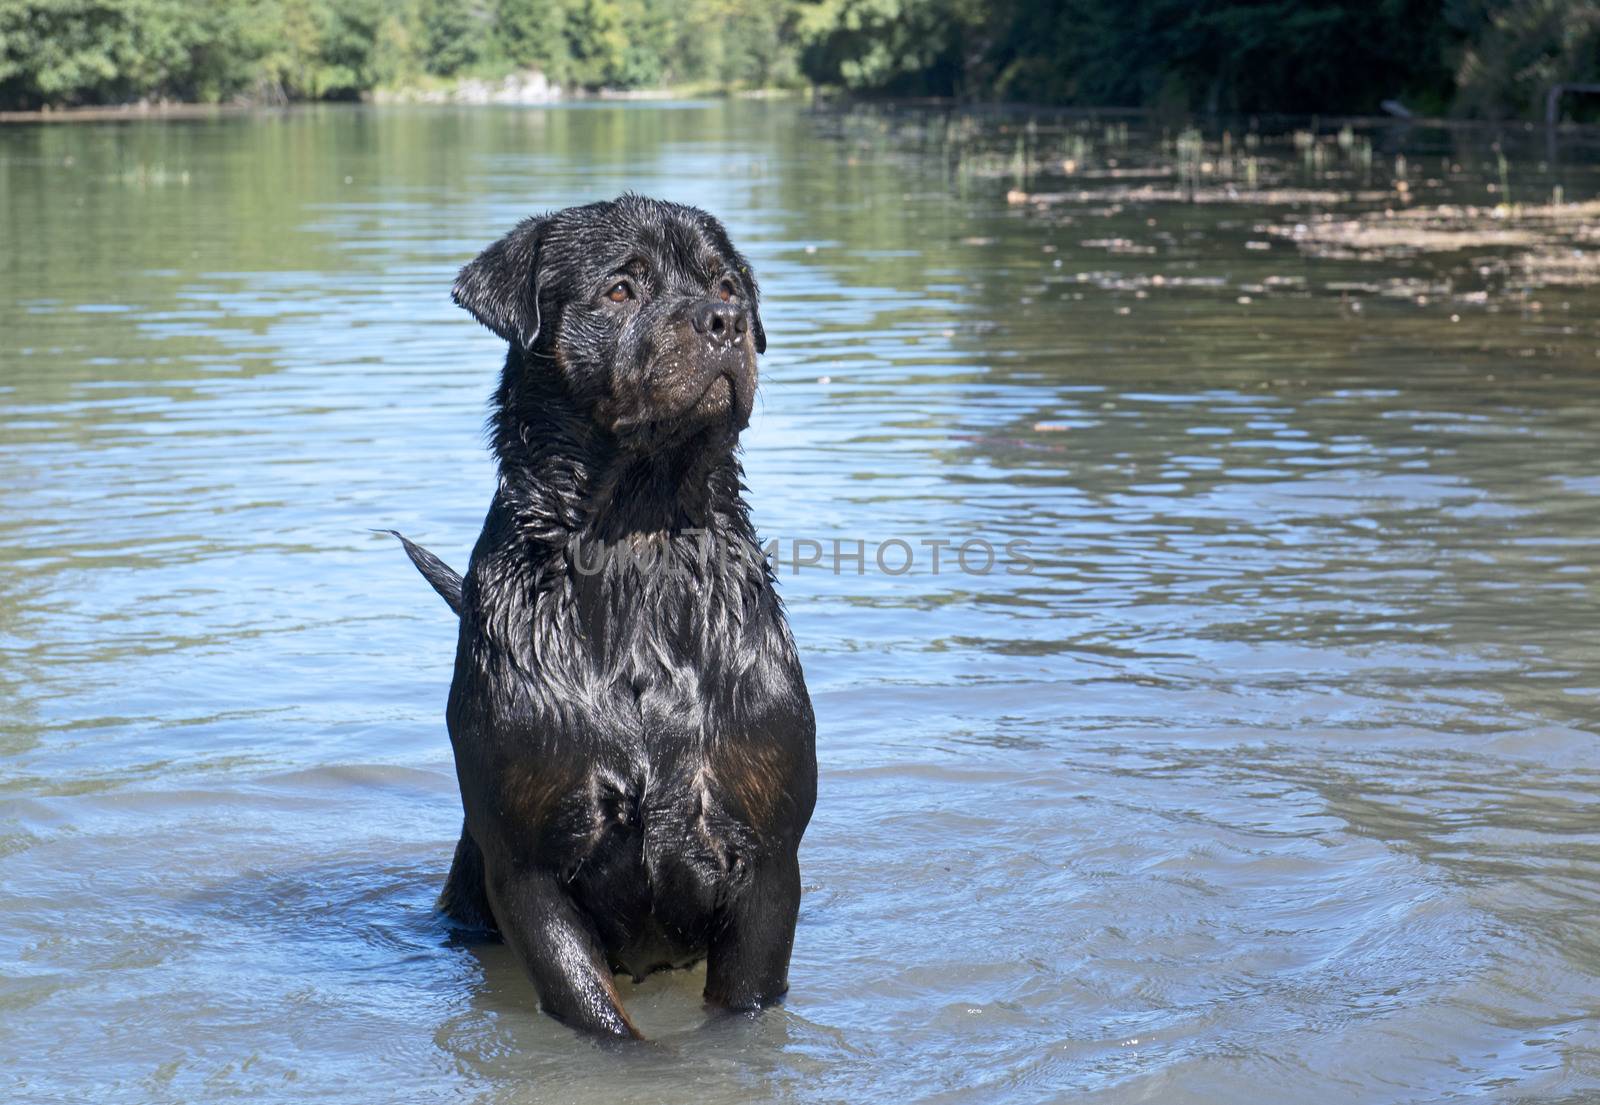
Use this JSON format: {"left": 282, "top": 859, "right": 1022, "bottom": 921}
{"left": 393, "top": 195, "right": 816, "bottom": 1038}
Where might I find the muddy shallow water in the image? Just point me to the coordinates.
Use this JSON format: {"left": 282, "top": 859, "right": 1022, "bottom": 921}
{"left": 2, "top": 102, "right": 1599, "bottom": 1103}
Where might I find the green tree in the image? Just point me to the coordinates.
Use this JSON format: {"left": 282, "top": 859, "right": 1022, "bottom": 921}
{"left": 561, "top": 0, "right": 628, "bottom": 86}
{"left": 495, "top": 0, "right": 571, "bottom": 79}
{"left": 3, "top": 0, "right": 1598, "bottom": 118}
{"left": 418, "top": 0, "right": 482, "bottom": 76}
{"left": 0, "top": 0, "right": 189, "bottom": 107}
{"left": 795, "top": 0, "right": 978, "bottom": 95}
{"left": 1451, "top": 0, "right": 1600, "bottom": 118}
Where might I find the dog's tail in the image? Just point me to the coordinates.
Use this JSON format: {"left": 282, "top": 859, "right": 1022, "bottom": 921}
{"left": 380, "top": 530, "right": 463, "bottom": 616}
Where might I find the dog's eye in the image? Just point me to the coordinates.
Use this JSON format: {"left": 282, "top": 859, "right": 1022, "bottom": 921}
{"left": 605, "top": 281, "right": 634, "bottom": 304}
{"left": 717, "top": 279, "right": 736, "bottom": 303}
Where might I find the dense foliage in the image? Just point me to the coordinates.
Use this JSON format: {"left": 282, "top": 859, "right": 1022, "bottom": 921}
{"left": 2, "top": 0, "right": 1597, "bottom": 118}
{"left": 0, "top": 0, "right": 805, "bottom": 107}
{"left": 797, "top": 0, "right": 1600, "bottom": 118}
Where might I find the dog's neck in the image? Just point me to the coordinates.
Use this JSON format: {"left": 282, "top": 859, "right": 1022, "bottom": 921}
{"left": 480, "top": 353, "right": 775, "bottom": 675}
{"left": 490, "top": 352, "right": 755, "bottom": 548}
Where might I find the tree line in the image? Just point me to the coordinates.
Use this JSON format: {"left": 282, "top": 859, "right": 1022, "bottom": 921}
{"left": 2, "top": 0, "right": 1597, "bottom": 120}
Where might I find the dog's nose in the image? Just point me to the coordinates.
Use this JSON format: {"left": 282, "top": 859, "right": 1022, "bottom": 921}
{"left": 691, "top": 301, "right": 748, "bottom": 344}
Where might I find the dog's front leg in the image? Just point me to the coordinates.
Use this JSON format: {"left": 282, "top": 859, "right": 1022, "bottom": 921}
{"left": 486, "top": 865, "right": 640, "bottom": 1038}
{"left": 703, "top": 852, "right": 801, "bottom": 1011}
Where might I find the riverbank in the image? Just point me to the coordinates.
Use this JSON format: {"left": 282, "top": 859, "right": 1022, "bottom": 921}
{"left": 0, "top": 102, "right": 258, "bottom": 124}
{"left": 0, "top": 74, "right": 809, "bottom": 123}
{"left": 369, "top": 70, "right": 560, "bottom": 106}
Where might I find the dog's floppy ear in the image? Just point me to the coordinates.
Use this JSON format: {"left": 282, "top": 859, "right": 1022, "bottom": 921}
{"left": 453, "top": 216, "right": 548, "bottom": 348}
{"left": 749, "top": 291, "right": 767, "bottom": 355}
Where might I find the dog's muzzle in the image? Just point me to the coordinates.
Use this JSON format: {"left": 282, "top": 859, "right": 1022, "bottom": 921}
{"left": 681, "top": 300, "right": 757, "bottom": 429}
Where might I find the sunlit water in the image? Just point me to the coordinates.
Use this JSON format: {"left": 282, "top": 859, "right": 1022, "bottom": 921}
{"left": 3, "top": 102, "right": 1599, "bottom": 1104}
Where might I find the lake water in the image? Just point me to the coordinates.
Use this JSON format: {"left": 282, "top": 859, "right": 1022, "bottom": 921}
{"left": 3, "top": 101, "right": 1599, "bottom": 1104}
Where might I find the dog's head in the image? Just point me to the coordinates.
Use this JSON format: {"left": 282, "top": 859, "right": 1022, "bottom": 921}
{"left": 453, "top": 195, "right": 766, "bottom": 450}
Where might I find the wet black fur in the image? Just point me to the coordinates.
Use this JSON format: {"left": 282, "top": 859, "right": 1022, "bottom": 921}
{"left": 396, "top": 196, "right": 816, "bottom": 1038}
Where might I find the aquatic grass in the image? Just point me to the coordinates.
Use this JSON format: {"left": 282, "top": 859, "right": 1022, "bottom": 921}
{"left": 1011, "top": 133, "right": 1029, "bottom": 194}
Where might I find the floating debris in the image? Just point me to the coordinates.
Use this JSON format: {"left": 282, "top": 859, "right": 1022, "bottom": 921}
{"left": 1268, "top": 199, "right": 1600, "bottom": 259}
{"left": 1260, "top": 199, "right": 1600, "bottom": 293}
{"left": 1007, "top": 184, "right": 1383, "bottom": 207}
{"left": 1516, "top": 250, "right": 1600, "bottom": 286}
{"left": 1271, "top": 220, "right": 1541, "bottom": 254}
{"left": 1080, "top": 237, "right": 1157, "bottom": 254}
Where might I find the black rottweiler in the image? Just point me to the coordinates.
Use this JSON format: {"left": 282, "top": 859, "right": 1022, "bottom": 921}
{"left": 393, "top": 195, "right": 816, "bottom": 1038}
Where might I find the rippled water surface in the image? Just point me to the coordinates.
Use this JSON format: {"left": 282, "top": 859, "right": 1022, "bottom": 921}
{"left": 3, "top": 103, "right": 1600, "bottom": 1104}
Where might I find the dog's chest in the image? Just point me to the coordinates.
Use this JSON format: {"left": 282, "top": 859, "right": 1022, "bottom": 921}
{"left": 465, "top": 526, "right": 784, "bottom": 747}
{"left": 562, "top": 538, "right": 763, "bottom": 685}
